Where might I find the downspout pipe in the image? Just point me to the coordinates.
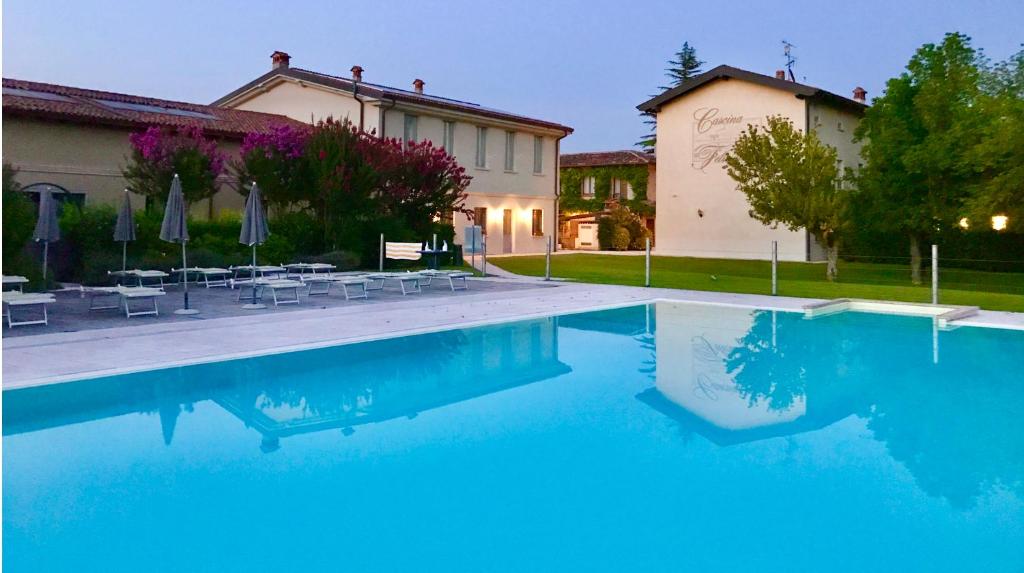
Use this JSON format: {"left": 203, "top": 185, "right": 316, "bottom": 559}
{"left": 379, "top": 97, "right": 397, "bottom": 139}
{"left": 553, "top": 132, "right": 568, "bottom": 252}
{"left": 351, "top": 81, "right": 365, "bottom": 130}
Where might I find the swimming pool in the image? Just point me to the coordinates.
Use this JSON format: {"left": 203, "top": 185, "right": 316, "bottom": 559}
{"left": 4, "top": 302, "right": 1023, "bottom": 572}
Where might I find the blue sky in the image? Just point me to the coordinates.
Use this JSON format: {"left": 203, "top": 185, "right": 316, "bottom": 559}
{"left": 3, "top": 0, "right": 1022, "bottom": 152}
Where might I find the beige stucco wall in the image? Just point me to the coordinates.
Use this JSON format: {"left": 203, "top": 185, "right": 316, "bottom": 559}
{"left": 226, "top": 81, "right": 564, "bottom": 254}
{"left": 231, "top": 79, "right": 375, "bottom": 131}
{"left": 2, "top": 117, "right": 245, "bottom": 218}
{"left": 653, "top": 79, "right": 812, "bottom": 261}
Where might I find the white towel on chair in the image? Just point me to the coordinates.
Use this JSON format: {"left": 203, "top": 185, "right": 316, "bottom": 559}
{"left": 385, "top": 242, "right": 423, "bottom": 260}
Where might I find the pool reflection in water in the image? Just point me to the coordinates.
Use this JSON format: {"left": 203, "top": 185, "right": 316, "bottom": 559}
{"left": 4, "top": 302, "right": 1023, "bottom": 572}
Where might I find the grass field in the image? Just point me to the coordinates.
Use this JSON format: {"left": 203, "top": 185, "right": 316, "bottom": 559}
{"left": 490, "top": 253, "right": 1024, "bottom": 312}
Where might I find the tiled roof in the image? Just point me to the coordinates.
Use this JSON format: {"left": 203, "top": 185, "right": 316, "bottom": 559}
{"left": 560, "top": 150, "right": 655, "bottom": 168}
{"left": 637, "top": 65, "right": 867, "bottom": 113}
{"left": 2, "top": 78, "right": 307, "bottom": 139}
{"left": 213, "top": 67, "right": 573, "bottom": 134}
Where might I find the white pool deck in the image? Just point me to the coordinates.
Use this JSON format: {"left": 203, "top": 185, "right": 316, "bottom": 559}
{"left": 3, "top": 278, "right": 1022, "bottom": 389}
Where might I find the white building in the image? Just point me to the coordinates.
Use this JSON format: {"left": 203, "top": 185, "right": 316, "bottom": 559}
{"left": 638, "top": 65, "right": 867, "bottom": 261}
{"left": 214, "top": 52, "right": 573, "bottom": 255}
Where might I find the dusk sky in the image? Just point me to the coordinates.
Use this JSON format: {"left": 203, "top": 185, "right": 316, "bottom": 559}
{"left": 3, "top": 0, "right": 1022, "bottom": 152}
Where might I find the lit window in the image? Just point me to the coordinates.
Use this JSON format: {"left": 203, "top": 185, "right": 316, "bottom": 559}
{"left": 403, "top": 114, "right": 418, "bottom": 146}
{"left": 532, "top": 209, "right": 544, "bottom": 236}
{"left": 443, "top": 121, "right": 456, "bottom": 153}
{"left": 533, "top": 136, "right": 543, "bottom": 174}
{"left": 475, "top": 127, "right": 488, "bottom": 168}
{"left": 504, "top": 131, "right": 516, "bottom": 171}
{"left": 581, "top": 177, "right": 595, "bottom": 198}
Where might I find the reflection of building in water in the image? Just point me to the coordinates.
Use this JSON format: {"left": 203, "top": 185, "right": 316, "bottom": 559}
{"left": 216, "top": 317, "right": 571, "bottom": 449}
{"left": 637, "top": 301, "right": 845, "bottom": 445}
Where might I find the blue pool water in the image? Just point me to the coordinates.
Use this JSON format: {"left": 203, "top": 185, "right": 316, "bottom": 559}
{"left": 4, "top": 302, "right": 1023, "bottom": 572}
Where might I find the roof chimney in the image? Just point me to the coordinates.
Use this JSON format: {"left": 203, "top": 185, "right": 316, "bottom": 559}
{"left": 853, "top": 86, "right": 867, "bottom": 103}
{"left": 271, "top": 51, "right": 291, "bottom": 70}
{"left": 351, "top": 65, "right": 363, "bottom": 82}
{"left": 775, "top": 70, "right": 786, "bottom": 80}
{"left": 413, "top": 79, "right": 425, "bottom": 94}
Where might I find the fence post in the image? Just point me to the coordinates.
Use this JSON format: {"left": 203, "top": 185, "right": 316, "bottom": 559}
{"left": 481, "top": 235, "right": 487, "bottom": 277}
{"left": 771, "top": 240, "right": 778, "bottom": 296}
{"left": 931, "top": 244, "right": 938, "bottom": 304}
{"left": 379, "top": 234, "right": 384, "bottom": 272}
{"left": 544, "top": 236, "right": 552, "bottom": 281}
{"left": 645, "top": 237, "right": 651, "bottom": 287}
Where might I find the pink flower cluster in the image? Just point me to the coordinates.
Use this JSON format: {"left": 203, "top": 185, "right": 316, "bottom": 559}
{"left": 128, "top": 126, "right": 226, "bottom": 176}
{"left": 241, "top": 124, "right": 310, "bottom": 159}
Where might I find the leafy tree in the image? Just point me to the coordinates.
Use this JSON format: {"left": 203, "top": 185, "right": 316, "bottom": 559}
{"left": 725, "top": 116, "right": 847, "bottom": 280}
{"left": 2, "top": 163, "right": 37, "bottom": 276}
{"left": 638, "top": 41, "right": 704, "bottom": 152}
{"left": 234, "top": 124, "right": 313, "bottom": 212}
{"left": 854, "top": 33, "right": 986, "bottom": 283}
{"left": 123, "top": 126, "right": 226, "bottom": 208}
{"left": 963, "top": 49, "right": 1024, "bottom": 231}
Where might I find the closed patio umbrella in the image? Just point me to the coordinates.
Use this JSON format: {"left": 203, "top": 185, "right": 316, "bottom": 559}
{"left": 113, "top": 189, "right": 136, "bottom": 272}
{"left": 160, "top": 174, "right": 199, "bottom": 315}
{"left": 239, "top": 182, "right": 270, "bottom": 309}
{"left": 33, "top": 189, "right": 61, "bottom": 281}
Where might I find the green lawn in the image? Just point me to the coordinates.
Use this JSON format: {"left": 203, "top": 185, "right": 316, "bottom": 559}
{"left": 490, "top": 254, "right": 1024, "bottom": 312}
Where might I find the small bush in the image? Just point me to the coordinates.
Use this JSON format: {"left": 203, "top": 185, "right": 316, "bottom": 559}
{"left": 612, "top": 227, "right": 632, "bottom": 250}
{"left": 309, "top": 250, "right": 361, "bottom": 270}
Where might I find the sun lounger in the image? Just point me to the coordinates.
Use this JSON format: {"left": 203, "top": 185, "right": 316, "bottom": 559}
{"left": 229, "top": 265, "right": 287, "bottom": 282}
{"left": 173, "top": 267, "right": 232, "bottom": 288}
{"left": 419, "top": 270, "right": 472, "bottom": 291}
{"left": 2, "top": 292, "right": 55, "bottom": 327}
{"left": 233, "top": 278, "right": 304, "bottom": 306}
{"left": 2, "top": 275, "right": 29, "bottom": 293}
{"left": 284, "top": 262, "right": 337, "bottom": 279}
{"left": 366, "top": 272, "right": 423, "bottom": 295}
{"left": 109, "top": 269, "right": 169, "bottom": 289}
{"left": 82, "top": 286, "right": 165, "bottom": 318}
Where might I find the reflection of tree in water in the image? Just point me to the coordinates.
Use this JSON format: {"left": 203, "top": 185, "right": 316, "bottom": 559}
{"left": 722, "top": 310, "right": 1024, "bottom": 508}
{"left": 861, "top": 327, "right": 1024, "bottom": 509}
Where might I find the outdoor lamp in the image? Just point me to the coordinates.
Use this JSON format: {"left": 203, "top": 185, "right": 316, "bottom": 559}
{"left": 992, "top": 215, "right": 1008, "bottom": 231}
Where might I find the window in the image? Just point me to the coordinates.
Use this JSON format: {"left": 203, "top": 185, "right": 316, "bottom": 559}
{"left": 581, "top": 176, "right": 596, "bottom": 198}
{"left": 611, "top": 179, "right": 631, "bottom": 199}
{"left": 443, "top": 121, "right": 456, "bottom": 153}
{"left": 533, "top": 136, "right": 543, "bottom": 174}
{"left": 475, "top": 127, "right": 488, "bottom": 168}
{"left": 474, "top": 207, "right": 488, "bottom": 235}
{"left": 403, "top": 114, "right": 418, "bottom": 146}
{"left": 532, "top": 209, "right": 544, "bottom": 236}
{"left": 504, "top": 131, "right": 516, "bottom": 171}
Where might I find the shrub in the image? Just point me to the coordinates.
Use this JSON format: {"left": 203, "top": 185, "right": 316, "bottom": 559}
{"left": 2, "top": 165, "right": 44, "bottom": 287}
{"left": 309, "top": 250, "right": 361, "bottom": 271}
{"left": 612, "top": 227, "right": 632, "bottom": 251}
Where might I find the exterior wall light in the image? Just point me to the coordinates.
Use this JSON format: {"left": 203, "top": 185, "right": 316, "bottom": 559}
{"left": 697, "top": 209, "right": 704, "bottom": 218}
{"left": 958, "top": 217, "right": 970, "bottom": 230}
{"left": 991, "top": 215, "right": 1008, "bottom": 231}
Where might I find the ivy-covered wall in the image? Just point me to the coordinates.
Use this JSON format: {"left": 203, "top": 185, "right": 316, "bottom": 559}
{"left": 560, "top": 165, "right": 654, "bottom": 216}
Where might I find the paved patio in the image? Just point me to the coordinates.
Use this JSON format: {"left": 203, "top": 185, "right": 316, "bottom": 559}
{"left": 4, "top": 275, "right": 1022, "bottom": 389}
{"left": 2, "top": 278, "right": 551, "bottom": 338}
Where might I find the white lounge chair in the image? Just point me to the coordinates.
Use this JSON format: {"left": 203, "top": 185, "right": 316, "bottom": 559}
{"left": 419, "top": 270, "right": 472, "bottom": 291}
{"left": 2, "top": 275, "right": 29, "bottom": 293}
{"left": 2, "top": 291, "right": 55, "bottom": 327}
{"left": 109, "top": 269, "right": 169, "bottom": 289}
{"left": 173, "top": 267, "right": 232, "bottom": 288}
{"left": 229, "top": 265, "right": 287, "bottom": 281}
{"left": 233, "top": 278, "right": 304, "bottom": 306}
{"left": 82, "top": 286, "right": 165, "bottom": 318}
{"left": 366, "top": 272, "right": 423, "bottom": 295}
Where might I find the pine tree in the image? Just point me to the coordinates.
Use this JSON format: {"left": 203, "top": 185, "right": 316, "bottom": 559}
{"left": 638, "top": 42, "right": 704, "bottom": 153}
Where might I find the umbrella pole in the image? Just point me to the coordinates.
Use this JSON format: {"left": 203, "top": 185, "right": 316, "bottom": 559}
{"left": 242, "top": 243, "right": 266, "bottom": 310}
{"left": 174, "top": 241, "right": 200, "bottom": 315}
{"left": 42, "top": 242, "right": 49, "bottom": 281}
{"left": 122, "top": 241, "right": 127, "bottom": 272}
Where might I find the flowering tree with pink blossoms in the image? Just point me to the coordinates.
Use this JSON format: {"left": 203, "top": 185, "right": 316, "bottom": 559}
{"left": 234, "top": 124, "right": 312, "bottom": 210}
{"left": 123, "top": 126, "right": 226, "bottom": 207}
